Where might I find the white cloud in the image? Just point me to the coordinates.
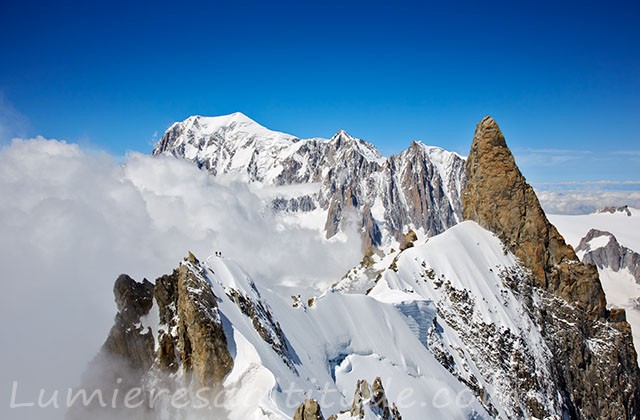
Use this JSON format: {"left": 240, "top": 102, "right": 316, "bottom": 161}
{"left": 0, "top": 137, "right": 361, "bottom": 420}
{"left": 537, "top": 189, "right": 640, "bottom": 215}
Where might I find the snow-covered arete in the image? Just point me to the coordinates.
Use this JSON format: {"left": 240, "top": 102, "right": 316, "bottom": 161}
{"left": 134, "top": 222, "right": 562, "bottom": 419}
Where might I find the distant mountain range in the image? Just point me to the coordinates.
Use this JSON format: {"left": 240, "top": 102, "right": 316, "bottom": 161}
{"left": 152, "top": 113, "right": 465, "bottom": 249}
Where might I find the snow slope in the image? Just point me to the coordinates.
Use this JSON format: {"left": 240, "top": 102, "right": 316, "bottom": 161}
{"left": 369, "top": 221, "right": 560, "bottom": 418}
{"left": 137, "top": 221, "right": 566, "bottom": 419}
{"left": 150, "top": 252, "right": 489, "bottom": 419}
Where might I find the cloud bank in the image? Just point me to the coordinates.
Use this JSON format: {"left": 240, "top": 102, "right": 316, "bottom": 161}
{"left": 536, "top": 188, "right": 640, "bottom": 215}
{"left": 0, "top": 137, "right": 361, "bottom": 420}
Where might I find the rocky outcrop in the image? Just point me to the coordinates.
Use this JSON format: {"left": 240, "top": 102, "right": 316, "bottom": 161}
{"left": 597, "top": 205, "right": 632, "bottom": 216}
{"left": 176, "top": 253, "right": 234, "bottom": 387}
{"left": 153, "top": 113, "right": 465, "bottom": 248}
{"left": 103, "top": 274, "right": 156, "bottom": 371}
{"left": 350, "top": 379, "right": 372, "bottom": 418}
{"left": 462, "top": 116, "right": 640, "bottom": 419}
{"left": 370, "top": 378, "right": 402, "bottom": 420}
{"left": 576, "top": 229, "right": 640, "bottom": 282}
{"left": 349, "top": 378, "right": 401, "bottom": 420}
{"left": 226, "top": 286, "right": 298, "bottom": 371}
{"left": 137, "top": 252, "right": 234, "bottom": 388}
{"left": 293, "top": 399, "right": 325, "bottom": 420}
{"left": 399, "top": 229, "right": 417, "bottom": 251}
{"left": 295, "top": 378, "right": 401, "bottom": 420}
{"left": 67, "top": 275, "right": 157, "bottom": 419}
{"left": 72, "top": 253, "right": 234, "bottom": 420}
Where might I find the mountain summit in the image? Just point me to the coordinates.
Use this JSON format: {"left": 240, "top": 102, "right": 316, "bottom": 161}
{"left": 464, "top": 116, "right": 606, "bottom": 314}
{"left": 153, "top": 113, "right": 465, "bottom": 248}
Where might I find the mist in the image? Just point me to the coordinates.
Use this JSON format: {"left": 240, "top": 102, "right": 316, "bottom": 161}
{"left": 0, "top": 137, "right": 362, "bottom": 420}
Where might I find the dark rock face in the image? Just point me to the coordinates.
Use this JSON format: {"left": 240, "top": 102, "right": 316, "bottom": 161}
{"left": 72, "top": 254, "right": 234, "bottom": 420}
{"left": 293, "top": 399, "right": 325, "bottom": 420}
{"left": 67, "top": 275, "right": 157, "bottom": 420}
{"left": 145, "top": 253, "right": 233, "bottom": 388}
{"left": 576, "top": 229, "right": 640, "bottom": 283}
{"left": 385, "top": 142, "right": 464, "bottom": 240}
{"left": 175, "top": 258, "right": 234, "bottom": 387}
{"left": 104, "top": 274, "right": 156, "bottom": 371}
{"left": 463, "top": 116, "right": 605, "bottom": 315}
{"left": 462, "top": 116, "right": 640, "bottom": 419}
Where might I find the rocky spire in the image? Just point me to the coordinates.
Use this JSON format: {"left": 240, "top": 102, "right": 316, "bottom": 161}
{"left": 104, "top": 274, "right": 156, "bottom": 371}
{"left": 348, "top": 378, "right": 401, "bottom": 420}
{"left": 463, "top": 116, "right": 606, "bottom": 316}
{"left": 462, "top": 116, "right": 640, "bottom": 418}
{"left": 293, "top": 399, "right": 325, "bottom": 420}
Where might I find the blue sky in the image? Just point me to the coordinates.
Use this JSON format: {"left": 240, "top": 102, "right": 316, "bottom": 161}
{"left": 0, "top": 0, "right": 638, "bottom": 183}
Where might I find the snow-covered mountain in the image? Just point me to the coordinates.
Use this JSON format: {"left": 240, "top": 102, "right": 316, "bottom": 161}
{"left": 75, "top": 116, "right": 639, "bottom": 420}
{"left": 152, "top": 113, "right": 465, "bottom": 249}
{"left": 549, "top": 207, "right": 640, "bottom": 363}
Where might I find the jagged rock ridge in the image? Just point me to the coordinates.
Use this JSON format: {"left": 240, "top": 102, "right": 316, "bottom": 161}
{"left": 462, "top": 116, "right": 640, "bottom": 418}
{"left": 293, "top": 378, "right": 401, "bottom": 420}
{"left": 78, "top": 250, "right": 501, "bottom": 419}
{"left": 597, "top": 205, "right": 633, "bottom": 216}
{"left": 293, "top": 399, "right": 325, "bottom": 420}
{"left": 576, "top": 228, "right": 640, "bottom": 283}
{"left": 152, "top": 113, "right": 465, "bottom": 248}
